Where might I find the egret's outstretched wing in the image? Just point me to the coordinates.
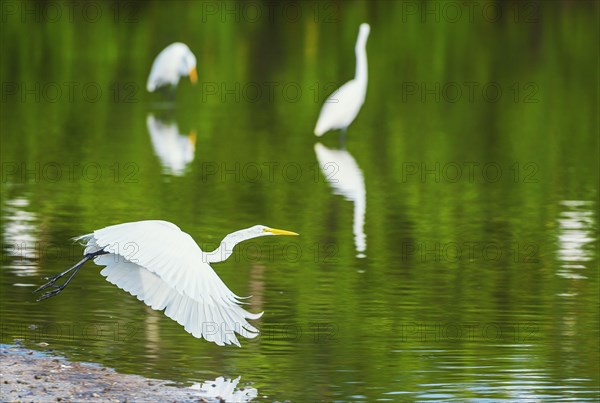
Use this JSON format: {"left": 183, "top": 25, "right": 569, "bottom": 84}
{"left": 77, "top": 220, "right": 262, "bottom": 346}
{"left": 96, "top": 256, "right": 259, "bottom": 346}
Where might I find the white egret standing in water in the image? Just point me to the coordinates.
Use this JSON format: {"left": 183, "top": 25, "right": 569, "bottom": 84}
{"left": 146, "top": 114, "right": 196, "bottom": 176}
{"left": 35, "top": 221, "right": 298, "bottom": 346}
{"left": 314, "top": 23, "right": 370, "bottom": 137}
{"left": 147, "top": 43, "right": 198, "bottom": 92}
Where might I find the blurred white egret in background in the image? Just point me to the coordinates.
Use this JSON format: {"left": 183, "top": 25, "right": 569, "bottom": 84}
{"left": 146, "top": 114, "right": 196, "bottom": 176}
{"left": 314, "top": 143, "right": 366, "bottom": 258}
{"left": 315, "top": 23, "right": 370, "bottom": 136}
{"left": 147, "top": 42, "right": 197, "bottom": 92}
{"left": 35, "top": 221, "right": 298, "bottom": 346}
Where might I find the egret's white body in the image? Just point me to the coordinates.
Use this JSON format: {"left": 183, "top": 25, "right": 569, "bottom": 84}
{"left": 314, "top": 143, "right": 366, "bottom": 257}
{"left": 35, "top": 221, "right": 298, "bottom": 347}
{"left": 147, "top": 43, "right": 198, "bottom": 92}
{"left": 314, "top": 23, "right": 370, "bottom": 136}
{"left": 146, "top": 114, "right": 196, "bottom": 176}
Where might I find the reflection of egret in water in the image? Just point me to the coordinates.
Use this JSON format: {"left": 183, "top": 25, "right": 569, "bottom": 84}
{"left": 555, "top": 200, "right": 596, "bottom": 363}
{"left": 189, "top": 376, "right": 257, "bottom": 402}
{"left": 146, "top": 114, "right": 196, "bottom": 176}
{"left": 556, "top": 200, "right": 596, "bottom": 282}
{"left": 2, "top": 196, "right": 39, "bottom": 276}
{"left": 248, "top": 263, "right": 265, "bottom": 315}
{"left": 143, "top": 307, "right": 162, "bottom": 359}
{"left": 314, "top": 143, "right": 366, "bottom": 258}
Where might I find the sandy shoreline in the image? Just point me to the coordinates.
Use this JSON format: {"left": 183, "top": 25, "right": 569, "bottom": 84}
{"left": 0, "top": 344, "right": 257, "bottom": 402}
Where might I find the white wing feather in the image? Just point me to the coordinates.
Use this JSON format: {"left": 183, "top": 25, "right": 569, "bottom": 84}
{"left": 77, "top": 220, "right": 262, "bottom": 346}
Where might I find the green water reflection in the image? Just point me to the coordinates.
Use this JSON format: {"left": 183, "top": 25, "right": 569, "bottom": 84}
{"left": 1, "top": 1, "right": 598, "bottom": 401}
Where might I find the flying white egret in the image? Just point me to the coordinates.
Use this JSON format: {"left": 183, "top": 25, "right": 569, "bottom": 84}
{"left": 314, "top": 23, "right": 370, "bottom": 137}
{"left": 147, "top": 42, "right": 198, "bottom": 92}
{"left": 146, "top": 114, "right": 196, "bottom": 176}
{"left": 35, "top": 221, "right": 298, "bottom": 346}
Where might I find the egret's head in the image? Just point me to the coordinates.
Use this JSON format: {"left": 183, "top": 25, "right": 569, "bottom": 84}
{"left": 358, "top": 23, "right": 370, "bottom": 45}
{"left": 209, "top": 225, "right": 299, "bottom": 263}
{"left": 180, "top": 48, "right": 197, "bottom": 84}
{"left": 225, "top": 225, "right": 298, "bottom": 246}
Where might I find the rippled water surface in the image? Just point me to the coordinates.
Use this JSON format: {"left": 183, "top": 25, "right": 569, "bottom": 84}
{"left": 1, "top": 1, "right": 598, "bottom": 401}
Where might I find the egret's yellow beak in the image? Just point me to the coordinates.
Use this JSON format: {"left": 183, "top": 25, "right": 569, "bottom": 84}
{"left": 264, "top": 228, "right": 299, "bottom": 236}
{"left": 188, "top": 130, "right": 197, "bottom": 146}
{"left": 189, "top": 67, "right": 198, "bottom": 84}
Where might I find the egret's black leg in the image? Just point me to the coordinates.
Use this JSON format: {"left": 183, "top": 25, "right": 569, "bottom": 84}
{"left": 34, "top": 250, "right": 108, "bottom": 301}
{"left": 35, "top": 256, "right": 89, "bottom": 293}
{"left": 35, "top": 263, "right": 86, "bottom": 301}
{"left": 159, "top": 85, "right": 177, "bottom": 103}
{"left": 339, "top": 128, "right": 347, "bottom": 149}
{"left": 168, "top": 86, "right": 177, "bottom": 102}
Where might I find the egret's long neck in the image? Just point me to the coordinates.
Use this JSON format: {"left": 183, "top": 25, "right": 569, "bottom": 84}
{"left": 354, "top": 39, "right": 368, "bottom": 86}
{"left": 205, "top": 230, "right": 251, "bottom": 264}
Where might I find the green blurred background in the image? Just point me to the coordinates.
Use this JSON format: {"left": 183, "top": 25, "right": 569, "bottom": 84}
{"left": 1, "top": 0, "right": 598, "bottom": 401}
